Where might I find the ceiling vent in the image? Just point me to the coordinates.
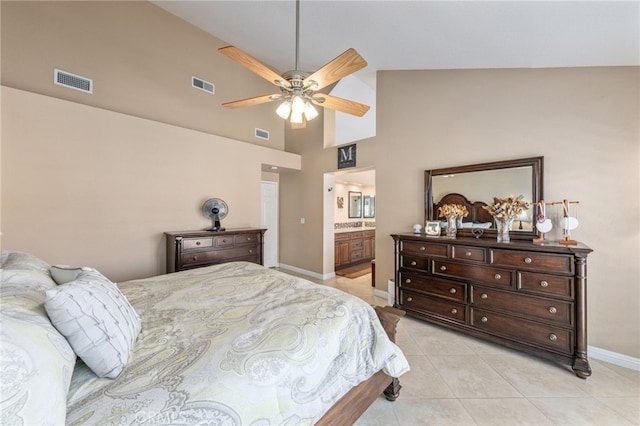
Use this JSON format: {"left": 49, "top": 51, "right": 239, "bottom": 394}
{"left": 54, "top": 69, "right": 92, "bottom": 94}
{"left": 192, "top": 76, "right": 215, "bottom": 94}
{"left": 255, "top": 128, "right": 270, "bottom": 140}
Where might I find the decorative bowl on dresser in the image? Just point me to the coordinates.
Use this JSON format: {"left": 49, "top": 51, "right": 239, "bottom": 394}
{"left": 166, "top": 228, "right": 266, "bottom": 273}
{"left": 391, "top": 234, "right": 592, "bottom": 378}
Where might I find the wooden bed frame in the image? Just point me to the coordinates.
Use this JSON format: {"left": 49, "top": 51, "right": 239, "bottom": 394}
{"left": 316, "top": 306, "right": 405, "bottom": 425}
{"left": 434, "top": 192, "right": 494, "bottom": 224}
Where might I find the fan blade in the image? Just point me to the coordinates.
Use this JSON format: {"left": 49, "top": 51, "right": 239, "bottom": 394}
{"left": 304, "top": 48, "right": 367, "bottom": 91}
{"left": 219, "top": 46, "right": 289, "bottom": 88}
{"left": 313, "top": 94, "right": 370, "bottom": 117}
{"left": 222, "top": 94, "right": 281, "bottom": 109}
{"left": 290, "top": 116, "right": 306, "bottom": 129}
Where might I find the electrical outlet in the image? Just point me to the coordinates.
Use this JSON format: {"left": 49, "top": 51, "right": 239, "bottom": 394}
{"left": 300, "top": 218, "right": 305, "bottom": 224}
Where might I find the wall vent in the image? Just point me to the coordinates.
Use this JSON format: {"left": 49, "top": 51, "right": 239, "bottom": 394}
{"left": 192, "top": 76, "right": 215, "bottom": 94}
{"left": 54, "top": 69, "right": 92, "bottom": 93}
{"left": 255, "top": 128, "right": 270, "bottom": 140}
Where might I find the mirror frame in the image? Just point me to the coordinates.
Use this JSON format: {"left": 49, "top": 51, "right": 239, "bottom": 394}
{"left": 363, "top": 195, "right": 375, "bottom": 218}
{"left": 425, "top": 156, "right": 543, "bottom": 240}
{"left": 348, "top": 191, "right": 363, "bottom": 218}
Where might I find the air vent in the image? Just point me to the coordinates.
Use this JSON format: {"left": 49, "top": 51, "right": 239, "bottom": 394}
{"left": 192, "top": 76, "right": 215, "bottom": 94}
{"left": 255, "top": 128, "right": 270, "bottom": 140}
{"left": 54, "top": 69, "right": 92, "bottom": 94}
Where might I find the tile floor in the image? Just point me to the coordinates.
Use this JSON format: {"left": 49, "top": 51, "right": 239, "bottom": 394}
{"left": 280, "top": 268, "right": 640, "bottom": 426}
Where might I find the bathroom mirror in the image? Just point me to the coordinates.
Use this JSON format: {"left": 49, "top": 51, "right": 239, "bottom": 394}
{"left": 425, "top": 157, "right": 543, "bottom": 239}
{"left": 363, "top": 195, "right": 375, "bottom": 218}
{"left": 348, "top": 191, "right": 362, "bottom": 218}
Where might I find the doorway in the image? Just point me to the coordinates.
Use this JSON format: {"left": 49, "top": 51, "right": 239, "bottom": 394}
{"left": 261, "top": 181, "right": 278, "bottom": 268}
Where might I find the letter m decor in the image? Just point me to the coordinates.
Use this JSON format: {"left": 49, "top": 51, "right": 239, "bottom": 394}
{"left": 338, "top": 144, "right": 356, "bottom": 169}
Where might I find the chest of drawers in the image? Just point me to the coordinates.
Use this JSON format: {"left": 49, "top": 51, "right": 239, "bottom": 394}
{"left": 166, "top": 228, "right": 266, "bottom": 273}
{"left": 392, "top": 233, "right": 592, "bottom": 378}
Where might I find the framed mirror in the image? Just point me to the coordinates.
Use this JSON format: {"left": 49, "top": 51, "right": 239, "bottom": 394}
{"left": 363, "top": 195, "right": 375, "bottom": 218}
{"left": 348, "top": 191, "right": 362, "bottom": 218}
{"left": 425, "top": 157, "right": 543, "bottom": 239}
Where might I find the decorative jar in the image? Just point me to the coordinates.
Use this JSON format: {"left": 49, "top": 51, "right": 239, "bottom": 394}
{"left": 495, "top": 217, "right": 515, "bottom": 243}
{"left": 446, "top": 216, "right": 457, "bottom": 238}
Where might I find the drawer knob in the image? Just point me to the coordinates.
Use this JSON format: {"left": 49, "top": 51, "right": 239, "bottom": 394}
{"left": 451, "top": 308, "right": 458, "bottom": 314}
{"left": 248, "top": 249, "right": 253, "bottom": 253}
{"left": 548, "top": 306, "right": 557, "bottom": 314}
{"left": 465, "top": 251, "right": 472, "bottom": 257}
{"left": 440, "top": 265, "right": 447, "bottom": 271}
{"left": 405, "top": 278, "right": 412, "bottom": 284}
{"left": 480, "top": 293, "right": 488, "bottom": 299}
{"left": 540, "top": 280, "right": 549, "bottom": 288}
{"left": 222, "top": 239, "right": 227, "bottom": 243}
{"left": 549, "top": 334, "right": 558, "bottom": 341}
{"left": 524, "top": 257, "right": 533, "bottom": 264}
{"left": 411, "top": 261, "right": 417, "bottom": 266}
{"left": 494, "top": 273, "right": 501, "bottom": 280}
{"left": 481, "top": 316, "right": 488, "bottom": 323}
{"left": 420, "top": 246, "right": 426, "bottom": 251}
{"left": 449, "top": 288, "right": 457, "bottom": 294}
{"left": 196, "top": 241, "right": 201, "bottom": 246}
{"left": 407, "top": 297, "right": 413, "bottom": 302}
{"left": 191, "top": 256, "right": 198, "bottom": 261}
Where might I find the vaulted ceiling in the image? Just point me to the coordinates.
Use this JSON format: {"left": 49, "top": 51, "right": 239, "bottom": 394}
{"left": 153, "top": 0, "right": 638, "bottom": 82}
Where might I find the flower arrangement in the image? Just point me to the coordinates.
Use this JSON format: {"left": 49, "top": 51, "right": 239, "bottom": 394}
{"left": 438, "top": 204, "right": 469, "bottom": 218}
{"left": 482, "top": 195, "right": 530, "bottom": 219}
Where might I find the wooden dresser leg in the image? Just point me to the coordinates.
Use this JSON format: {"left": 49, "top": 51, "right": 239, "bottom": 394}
{"left": 572, "top": 353, "right": 592, "bottom": 379}
{"left": 383, "top": 377, "right": 402, "bottom": 401}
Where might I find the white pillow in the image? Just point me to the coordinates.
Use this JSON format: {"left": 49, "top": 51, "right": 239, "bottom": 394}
{"left": 44, "top": 269, "right": 141, "bottom": 379}
{"left": 50, "top": 265, "right": 88, "bottom": 285}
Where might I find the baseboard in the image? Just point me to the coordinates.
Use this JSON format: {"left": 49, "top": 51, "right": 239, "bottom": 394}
{"left": 588, "top": 345, "right": 640, "bottom": 371}
{"left": 277, "top": 263, "right": 335, "bottom": 281}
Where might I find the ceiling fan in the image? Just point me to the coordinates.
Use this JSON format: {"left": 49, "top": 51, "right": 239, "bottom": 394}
{"left": 218, "top": 0, "right": 370, "bottom": 129}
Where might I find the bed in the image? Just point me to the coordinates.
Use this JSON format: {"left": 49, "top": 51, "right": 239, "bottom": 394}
{"left": 434, "top": 192, "right": 494, "bottom": 226}
{"left": 0, "top": 251, "right": 409, "bottom": 425}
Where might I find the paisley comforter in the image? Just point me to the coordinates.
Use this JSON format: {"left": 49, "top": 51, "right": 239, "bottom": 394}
{"left": 65, "top": 262, "right": 409, "bottom": 425}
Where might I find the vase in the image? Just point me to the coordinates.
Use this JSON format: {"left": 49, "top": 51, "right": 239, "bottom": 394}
{"left": 495, "top": 217, "right": 514, "bottom": 243}
{"left": 446, "top": 215, "right": 457, "bottom": 238}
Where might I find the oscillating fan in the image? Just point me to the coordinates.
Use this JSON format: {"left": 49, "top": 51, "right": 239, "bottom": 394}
{"left": 202, "top": 198, "right": 228, "bottom": 232}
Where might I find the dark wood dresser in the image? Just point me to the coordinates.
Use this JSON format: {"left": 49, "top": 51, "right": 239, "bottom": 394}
{"left": 391, "top": 233, "right": 592, "bottom": 378}
{"left": 166, "top": 228, "right": 266, "bottom": 273}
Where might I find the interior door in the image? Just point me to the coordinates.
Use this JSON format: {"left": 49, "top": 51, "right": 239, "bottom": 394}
{"left": 261, "top": 181, "right": 278, "bottom": 267}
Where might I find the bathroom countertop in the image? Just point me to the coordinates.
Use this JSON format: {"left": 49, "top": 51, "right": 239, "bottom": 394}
{"left": 335, "top": 227, "right": 375, "bottom": 234}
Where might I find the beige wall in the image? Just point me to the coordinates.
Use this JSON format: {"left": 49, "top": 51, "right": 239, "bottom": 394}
{"left": 281, "top": 67, "right": 640, "bottom": 359}
{"left": 1, "top": 87, "right": 299, "bottom": 282}
{"left": 1, "top": 0, "right": 284, "bottom": 148}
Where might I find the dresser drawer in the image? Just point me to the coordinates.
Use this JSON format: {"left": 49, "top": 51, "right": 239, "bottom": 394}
{"left": 471, "top": 286, "right": 573, "bottom": 326}
{"left": 471, "top": 308, "right": 573, "bottom": 354}
{"left": 182, "top": 238, "right": 213, "bottom": 250}
{"left": 518, "top": 272, "right": 574, "bottom": 299}
{"left": 490, "top": 249, "right": 573, "bottom": 274}
{"left": 350, "top": 239, "right": 364, "bottom": 250}
{"left": 400, "top": 255, "right": 430, "bottom": 271}
{"left": 433, "top": 260, "right": 512, "bottom": 288}
{"left": 351, "top": 249, "right": 364, "bottom": 261}
{"left": 335, "top": 233, "right": 351, "bottom": 242}
{"left": 214, "top": 235, "right": 234, "bottom": 247}
{"left": 399, "top": 272, "right": 466, "bottom": 302}
{"left": 181, "top": 246, "right": 259, "bottom": 266}
{"left": 451, "top": 245, "right": 486, "bottom": 262}
{"left": 401, "top": 241, "right": 448, "bottom": 258}
{"left": 400, "top": 290, "right": 466, "bottom": 323}
{"left": 234, "top": 233, "right": 260, "bottom": 245}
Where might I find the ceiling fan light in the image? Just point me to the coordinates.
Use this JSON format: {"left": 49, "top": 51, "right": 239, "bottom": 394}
{"left": 291, "top": 95, "right": 305, "bottom": 115}
{"left": 276, "top": 100, "right": 291, "bottom": 119}
{"left": 290, "top": 111, "right": 304, "bottom": 124}
{"left": 304, "top": 101, "right": 318, "bottom": 121}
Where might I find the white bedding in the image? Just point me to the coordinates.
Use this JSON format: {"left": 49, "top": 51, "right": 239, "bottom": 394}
{"left": 64, "top": 261, "right": 409, "bottom": 425}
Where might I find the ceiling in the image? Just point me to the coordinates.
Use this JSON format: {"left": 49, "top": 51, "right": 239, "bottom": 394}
{"left": 152, "top": 1, "right": 638, "bottom": 186}
{"left": 153, "top": 0, "right": 638, "bottom": 81}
